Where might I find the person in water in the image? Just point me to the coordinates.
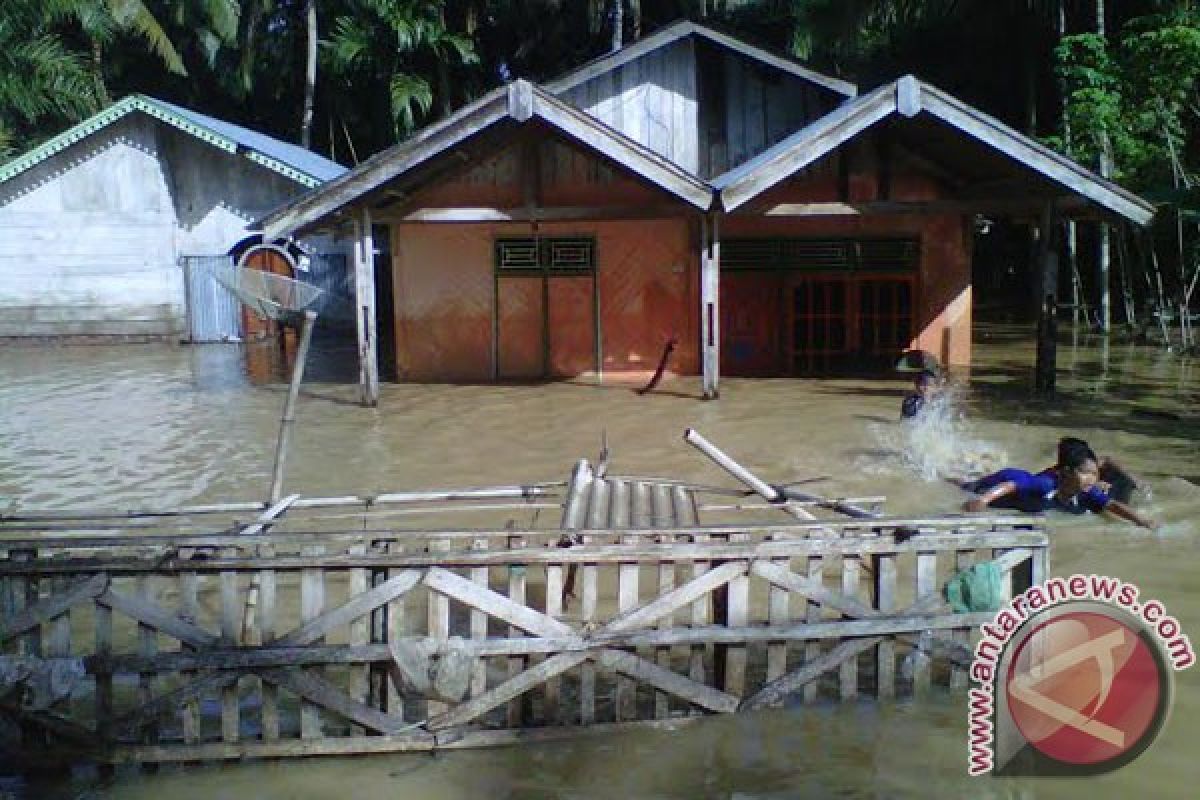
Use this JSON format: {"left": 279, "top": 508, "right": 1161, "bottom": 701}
{"left": 963, "top": 438, "right": 1156, "bottom": 528}
{"left": 1048, "top": 436, "right": 1140, "bottom": 504}
{"left": 901, "top": 369, "right": 942, "bottom": 419}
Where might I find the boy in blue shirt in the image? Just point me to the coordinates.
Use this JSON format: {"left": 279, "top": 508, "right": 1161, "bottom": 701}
{"left": 963, "top": 438, "right": 1155, "bottom": 529}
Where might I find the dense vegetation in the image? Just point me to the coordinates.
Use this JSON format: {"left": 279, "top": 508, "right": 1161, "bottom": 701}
{"left": 2, "top": 1, "right": 1198, "bottom": 344}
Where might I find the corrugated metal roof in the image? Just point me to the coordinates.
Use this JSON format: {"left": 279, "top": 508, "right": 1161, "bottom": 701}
{"left": 0, "top": 95, "right": 346, "bottom": 188}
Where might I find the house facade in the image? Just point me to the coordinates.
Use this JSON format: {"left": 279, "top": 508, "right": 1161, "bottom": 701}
{"left": 0, "top": 96, "right": 346, "bottom": 338}
{"left": 257, "top": 21, "right": 1154, "bottom": 403}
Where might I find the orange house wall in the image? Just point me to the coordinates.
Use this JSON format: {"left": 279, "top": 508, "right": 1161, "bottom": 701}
{"left": 391, "top": 218, "right": 697, "bottom": 381}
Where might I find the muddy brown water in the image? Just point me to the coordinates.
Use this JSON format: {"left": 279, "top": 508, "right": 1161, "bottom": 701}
{"left": 1, "top": 327, "right": 1198, "bottom": 798}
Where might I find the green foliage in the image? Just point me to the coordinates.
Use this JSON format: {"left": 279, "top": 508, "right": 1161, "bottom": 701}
{"left": 1056, "top": 11, "right": 1200, "bottom": 192}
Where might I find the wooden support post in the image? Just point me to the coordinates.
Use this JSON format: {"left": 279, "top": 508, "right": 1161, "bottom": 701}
{"left": 137, "top": 576, "right": 159, "bottom": 746}
{"left": 300, "top": 544, "right": 325, "bottom": 738}
{"left": 913, "top": 551, "right": 937, "bottom": 696}
{"left": 506, "top": 535, "right": 527, "bottom": 727}
{"left": 689, "top": 532, "right": 710, "bottom": 692}
{"left": 839, "top": 556, "right": 860, "bottom": 699}
{"left": 724, "top": 535, "right": 750, "bottom": 699}
{"left": 580, "top": 534, "right": 598, "bottom": 725}
{"left": 873, "top": 553, "right": 897, "bottom": 699}
{"left": 766, "top": 542, "right": 791, "bottom": 684}
{"left": 178, "top": 560, "right": 200, "bottom": 745}
{"left": 544, "top": 558, "right": 564, "bottom": 723}
{"left": 94, "top": 584, "right": 113, "bottom": 747}
{"left": 655, "top": 539, "right": 675, "bottom": 719}
{"left": 700, "top": 214, "right": 720, "bottom": 399}
{"left": 354, "top": 207, "right": 380, "bottom": 407}
{"left": 1035, "top": 201, "right": 1059, "bottom": 394}
{"left": 801, "top": 561, "right": 820, "bottom": 705}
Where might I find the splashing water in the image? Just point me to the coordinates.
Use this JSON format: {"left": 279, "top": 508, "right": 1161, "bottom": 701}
{"left": 871, "top": 383, "right": 1007, "bottom": 482}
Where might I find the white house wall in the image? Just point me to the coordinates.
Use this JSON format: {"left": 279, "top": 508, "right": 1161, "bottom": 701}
{"left": 0, "top": 114, "right": 323, "bottom": 337}
{"left": 0, "top": 115, "right": 180, "bottom": 336}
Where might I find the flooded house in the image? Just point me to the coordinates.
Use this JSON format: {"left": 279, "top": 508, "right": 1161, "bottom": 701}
{"left": 256, "top": 21, "right": 1154, "bottom": 403}
{"left": 0, "top": 95, "right": 347, "bottom": 341}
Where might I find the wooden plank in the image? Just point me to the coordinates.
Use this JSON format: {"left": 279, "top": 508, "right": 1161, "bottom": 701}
{"left": 839, "top": 556, "right": 861, "bottom": 699}
{"left": 580, "top": 534, "right": 597, "bottom": 725}
{"left": 385, "top": 541, "right": 405, "bottom": 720}
{"left": 427, "top": 652, "right": 589, "bottom": 731}
{"left": 220, "top": 547, "right": 239, "bottom": 744}
{"left": 257, "top": 544, "right": 279, "bottom": 741}
{"left": 96, "top": 589, "right": 217, "bottom": 648}
{"left": 724, "top": 537, "right": 750, "bottom": 698}
{"left": 300, "top": 544, "right": 325, "bottom": 739}
{"left": 94, "top": 595, "right": 112, "bottom": 744}
{"left": 874, "top": 554, "right": 897, "bottom": 699}
{"left": 950, "top": 549, "right": 973, "bottom": 691}
{"left": 137, "top": 576, "right": 159, "bottom": 746}
{"left": 426, "top": 540, "right": 452, "bottom": 718}
{"left": 607, "top": 561, "right": 746, "bottom": 633}
{"left": 115, "top": 671, "right": 240, "bottom": 740}
{"left": 544, "top": 558, "right": 564, "bottom": 723}
{"left": 700, "top": 216, "right": 720, "bottom": 398}
{"left": 9, "top": 550, "right": 39, "bottom": 658}
{"left": 237, "top": 494, "right": 300, "bottom": 537}
{"left": 688, "top": 531, "right": 710, "bottom": 689}
{"left": 0, "top": 573, "right": 106, "bottom": 642}
{"left": 178, "top": 562, "right": 200, "bottom": 745}
{"left": 594, "top": 649, "right": 738, "bottom": 714}
{"left": 506, "top": 536, "right": 527, "bottom": 728}
{"left": 804, "top": 557, "right": 823, "bottom": 703}
{"left": 347, "top": 544, "right": 370, "bottom": 736}
{"left": 275, "top": 570, "right": 423, "bottom": 647}
{"left": 914, "top": 551, "right": 937, "bottom": 695}
{"left": 655, "top": 535, "right": 675, "bottom": 718}
{"left": 424, "top": 567, "right": 570, "bottom": 637}
{"left": 469, "top": 539, "right": 489, "bottom": 699}
{"left": 751, "top": 560, "right": 878, "bottom": 620}
{"left": 259, "top": 668, "right": 407, "bottom": 734}
{"left": 767, "top": 546, "right": 790, "bottom": 683}
{"left": 616, "top": 533, "right": 639, "bottom": 722}
{"left": 742, "top": 637, "right": 883, "bottom": 711}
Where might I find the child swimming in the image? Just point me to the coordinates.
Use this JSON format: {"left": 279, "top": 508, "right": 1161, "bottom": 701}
{"left": 962, "top": 438, "right": 1156, "bottom": 529}
{"left": 901, "top": 368, "right": 942, "bottom": 419}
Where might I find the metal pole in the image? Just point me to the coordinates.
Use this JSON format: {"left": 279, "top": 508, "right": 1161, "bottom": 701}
{"left": 269, "top": 310, "right": 317, "bottom": 503}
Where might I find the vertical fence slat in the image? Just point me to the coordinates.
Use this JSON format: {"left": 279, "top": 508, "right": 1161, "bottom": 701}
{"left": 178, "top": 556, "right": 200, "bottom": 745}
{"left": 914, "top": 550, "right": 937, "bottom": 696}
{"left": 873, "top": 553, "right": 897, "bottom": 699}
{"left": 348, "top": 543, "right": 369, "bottom": 736}
{"left": 724, "top": 534, "right": 750, "bottom": 698}
{"left": 616, "top": 534, "right": 640, "bottom": 722}
{"left": 544, "top": 559, "right": 564, "bottom": 724}
{"left": 652, "top": 486, "right": 675, "bottom": 718}
{"left": 220, "top": 548, "right": 240, "bottom": 744}
{"left": 94, "top": 587, "right": 113, "bottom": 746}
{"left": 138, "top": 575, "right": 159, "bottom": 746}
{"left": 950, "top": 549, "right": 972, "bottom": 690}
{"left": 506, "top": 536, "right": 527, "bottom": 727}
{"left": 580, "top": 534, "right": 598, "bottom": 725}
{"left": 385, "top": 541, "right": 405, "bottom": 721}
{"left": 427, "top": 539, "right": 452, "bottom": 719}
{"left": 301, "top": 544, "right": 325, "bottom": 739}
{"left": 839, "top": 555, "right": 860, "bottom": 699}
{"left": 258, "top": 544, "right": 279, "bottom": 741}
{"left": 804, "top": 556, "right": 823, "bottom": 704}
{"left": 470, "top": 539, "right": 489, "bottom": 700}
{"left": 766, "top": 535, "right": 790, "bottom": 684}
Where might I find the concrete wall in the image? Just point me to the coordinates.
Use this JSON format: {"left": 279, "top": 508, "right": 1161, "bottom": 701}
{"left": 0, "top": 114, "right": 316, "bottom": 337}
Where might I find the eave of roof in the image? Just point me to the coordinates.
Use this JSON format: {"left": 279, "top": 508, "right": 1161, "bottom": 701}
{"left": 545, "top": 20, "right": 856, "bottom": 99}
{"left": 714, "top": 76, "right": 1156, "bottom": 226}
{"left": 259, "top": 80, "right": 714, "bottom": 240}
{"left": 0, "top": 95, "right": 344, "bottom": 188}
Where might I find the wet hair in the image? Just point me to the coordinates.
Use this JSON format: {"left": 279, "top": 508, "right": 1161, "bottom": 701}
{"left": 1057, "top": 437, "right": 1098, "bottom": 470}
{"left": 915, "top": 369, "right": 940, "bottom": 387}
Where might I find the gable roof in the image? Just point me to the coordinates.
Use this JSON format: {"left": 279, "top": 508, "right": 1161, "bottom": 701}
{"left": 0, "top": 95, "right": 346, "bottom": 188}
{"left": 714, "top": 76, "right": 1155, "bottom": 226}
{"left": 259, "top": 79, "right": 713, "bottom": 240}
{"left": 546, "top": 20, "right": 857, "bottom": 99}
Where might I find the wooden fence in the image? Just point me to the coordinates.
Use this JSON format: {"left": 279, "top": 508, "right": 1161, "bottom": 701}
{"left": 0, "top": 509, "right": 1048, "bottom": 765}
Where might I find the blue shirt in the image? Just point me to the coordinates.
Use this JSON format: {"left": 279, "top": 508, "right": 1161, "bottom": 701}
{"left": 966, "top": 468, "right": 1110, "bottom": 514}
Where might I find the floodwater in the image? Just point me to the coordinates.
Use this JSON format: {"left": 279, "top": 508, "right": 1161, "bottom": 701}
{"left": 1, "top": 328, "right": 1198, "bottom": 799}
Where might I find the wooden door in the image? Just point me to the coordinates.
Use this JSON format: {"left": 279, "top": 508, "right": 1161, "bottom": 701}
{"left": 786, "top": 274, "right": 850, "bottom": 375}
{"left": 720, "top": 273, "right": 782, "bottom": 376}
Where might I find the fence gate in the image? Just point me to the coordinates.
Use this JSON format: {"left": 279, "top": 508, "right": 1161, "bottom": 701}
{"left": 181, "top": 256, "right": 242, "bottom": 343}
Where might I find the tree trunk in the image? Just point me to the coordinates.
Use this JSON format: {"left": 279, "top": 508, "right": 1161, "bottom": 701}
{"left": 629, "top": 0, "right": 642, "bottom": 41}
{"left": 1057, "top": 1, "right": 1082, "bottom": 329}
{"left": 301, "top": 0, "right": 318, "bottom": 149}
{"left": 611, "top": 0, "right": 624, "bottom": 52}
{"left": 1095, "top": 0, "right": 1111, "bottom": 332}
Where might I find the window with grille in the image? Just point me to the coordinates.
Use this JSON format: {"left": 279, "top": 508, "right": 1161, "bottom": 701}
{"left": 723, "top": 237, "right": 918, "bottom": 272}
{"left": 495, "top": 237, "right": 596, "bottom": 275}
